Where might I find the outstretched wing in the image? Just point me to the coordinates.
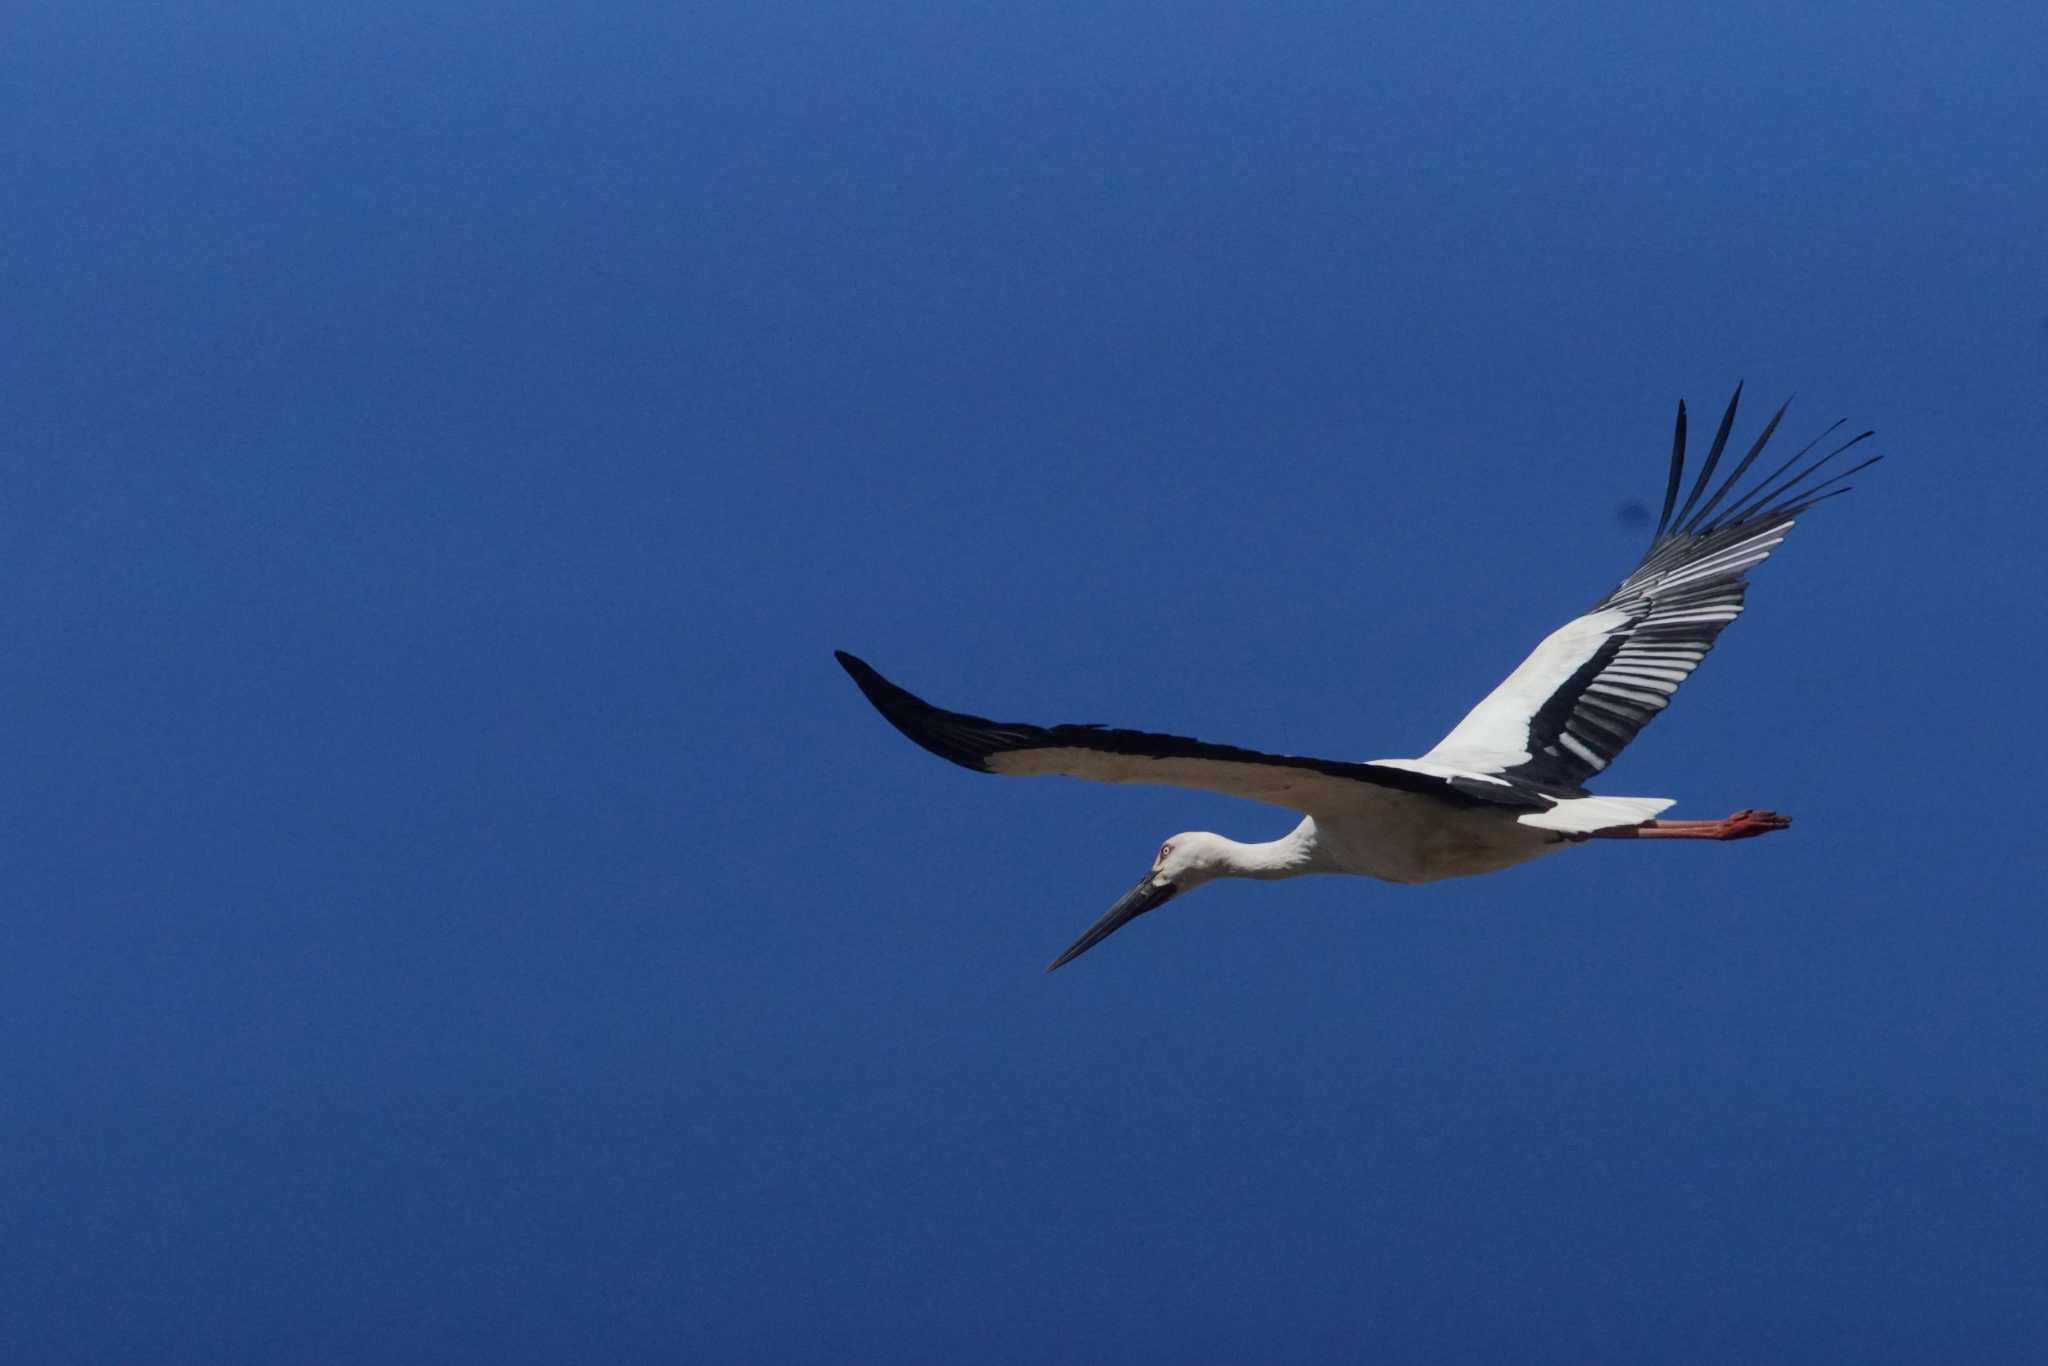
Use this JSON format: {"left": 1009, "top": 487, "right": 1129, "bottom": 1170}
{"left": 837, "top": 651, "right": 1546, "bottom": 813}
{"left": 1422, "top": 386, "right": 1878, "bottom": 793}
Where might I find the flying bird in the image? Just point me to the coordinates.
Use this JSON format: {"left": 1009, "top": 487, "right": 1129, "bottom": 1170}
{"left": 838, "top": 388, "right": 1878, "bottom": 970}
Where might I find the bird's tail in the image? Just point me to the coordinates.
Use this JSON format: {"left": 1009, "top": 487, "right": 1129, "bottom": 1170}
{"left": 1516, "top": 794, "right": 1675, "bottom": 835}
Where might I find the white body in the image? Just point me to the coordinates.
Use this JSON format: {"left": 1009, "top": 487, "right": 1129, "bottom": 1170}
{"left": 1198, "top": 788, "right": 1671, "bottom": 888}
{"left": 1302, "top": 803, "right": 1564, "bottom": 884}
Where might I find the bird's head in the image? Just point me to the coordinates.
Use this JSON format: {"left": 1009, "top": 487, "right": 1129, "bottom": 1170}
{"left": 1046, "top": 832, "right": 1233, "bottom": 971}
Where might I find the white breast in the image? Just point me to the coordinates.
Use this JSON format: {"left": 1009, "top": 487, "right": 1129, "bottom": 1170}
{"left": 1312, "top": 793, "right": 1566, "bottom": 884}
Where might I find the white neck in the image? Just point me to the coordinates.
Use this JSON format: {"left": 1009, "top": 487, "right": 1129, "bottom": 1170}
{"left": 1217, "top": 817, "right": 1335, "bottom": 881}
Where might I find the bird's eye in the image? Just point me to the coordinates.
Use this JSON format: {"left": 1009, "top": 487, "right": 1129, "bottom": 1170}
{"left": 1157, "top": 842, "right": 1172, "bottom": 863}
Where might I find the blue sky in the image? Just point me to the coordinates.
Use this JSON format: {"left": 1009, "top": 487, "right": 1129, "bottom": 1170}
{"left": 4, "top": 2, "right": 2046, "bottom": 1361}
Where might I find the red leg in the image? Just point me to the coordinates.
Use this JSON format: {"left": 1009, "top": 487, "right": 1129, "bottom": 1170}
{"left": 1581, "top": 808, "right": 1792, "bottom": 841}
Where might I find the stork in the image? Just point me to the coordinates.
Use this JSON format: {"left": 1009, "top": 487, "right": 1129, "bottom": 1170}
{"left": 838, "top": 387, "right": 1878, "bottom": 970}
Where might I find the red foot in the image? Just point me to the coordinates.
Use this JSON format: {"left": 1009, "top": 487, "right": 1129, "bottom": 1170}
{"left": 1584, "top": 808, "right": 1793, "bottom": 841}
{"left": 1719, "top": 808, "right": 1791, "bottom": 839}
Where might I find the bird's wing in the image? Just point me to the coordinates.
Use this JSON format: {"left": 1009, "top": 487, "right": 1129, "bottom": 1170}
{"left": 837, "top": 652, "right": 1546, "bottom": 813}
{"left": 1421, "top": 386, "right": 1878, "bottom": 792}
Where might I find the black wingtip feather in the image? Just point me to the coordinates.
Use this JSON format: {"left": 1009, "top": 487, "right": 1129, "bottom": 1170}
{"left": 1700, "top": 417, "right": 1848, "bottom": 532}
{"left": 1775, "top": 452, "right": 1884, "bottom": 514}
{"left": 834, "top": 649, "right": 890, "bottom": 700}
{"left": 1640, "top": 395, "right": 1877, "bottom": 549}
{"left": 1682, "top": 397, "right": 1791, "bottom": 534}
{"left": 1671, "top": 382, "right": 1743, "bottom": 532}
{"left": 1714, "top": 428, "right": 1876, "bottom": 529}
{"left": 834, "top": 650, "right": 1005, "bottom": 773}
{"left": 835, "top": 648, "right": 913, "bottom": 722}
{"left": 1654, "top": 399, "right": 1688, "bottom": 539}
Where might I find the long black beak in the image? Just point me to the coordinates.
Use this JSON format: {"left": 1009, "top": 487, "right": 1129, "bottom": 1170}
{"left": 1047, "top": 876, "right": 1179, "bottom": 972}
